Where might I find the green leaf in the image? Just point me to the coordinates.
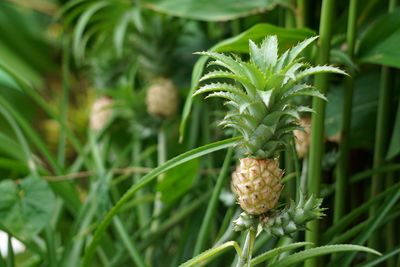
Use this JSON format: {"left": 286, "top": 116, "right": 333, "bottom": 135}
{"left": 269, "top": 245, "right": 380, "bottom": 267}
{"left": 142, "top": 0, "right": 287, "bottom": 21}
{"left": 386, "top": 100, "right": 400, "bottom": 159}
{"left": 358, "top": 8, "right": 400, "bottom": 67}
{"left": 250, "top": 242, "right": 312, "bottom": 266}
{"left": 249, "top": 36, "right": 278, "bottom": 71}
{"left": 179, "top": 24, "right": 315, "bottom": 141}
{"left": 356, "top": 246, "right": 400, "bottom": 267}
{"left": 157, "top": 159, "right": 200, "bottom": 204}
{"left": 325, "top": 73, "right": 379, "bottom": 149}
{"left": 0, "top": 177, "right": 56, "bottom": 240}
{"left": 214, "top": 24, "right": 314, "bottom": 53}
{"left": 72, "top": 1, "right": 109, "bottom": 62}
{"left": 195, "top": 82, "right": 247, "bottom": 100}
{"left": 179, "top": 241, "right": 242, "bottom": 267}
{"left": 339, "top": 189, "right": 400, "bottom": 266}
{"left": 82, "top": 137, "right": 241, "bottom": 266}
{"left": 286, "top": 36, "right": 318, "bottom": 63}
{"left": 295, "top": 65, "right": 348, "bottom": 81}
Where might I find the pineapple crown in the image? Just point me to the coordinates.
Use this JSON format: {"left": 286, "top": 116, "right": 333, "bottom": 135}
{"left": 194, "top": 35, "right": 346, "bottom": 158}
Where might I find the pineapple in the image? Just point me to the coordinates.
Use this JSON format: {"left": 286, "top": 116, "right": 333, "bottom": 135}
{"left": 195, "top": 35, "right": 345, "bottom": 216}
{"left": 90, "top": 96, "right": 113, "bottom": 131}
{"left": 146, "top": 78, "right": 179, "bottom": 118}
{"left": 232, "top": 158, "right": 283, "bottom": 215}
{"left": 293, "top": 117, "right": 311, "bottom": 158}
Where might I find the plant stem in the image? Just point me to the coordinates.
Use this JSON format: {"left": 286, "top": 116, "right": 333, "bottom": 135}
{"left": 152, "top": 126, "right": 167, "bottom": 230}
{"left": 6, "top": 234, "right": 14, "bottom": 267}
{"left": 236, "top": 229, "right": 256, "bottom": 267}
{"left": 193, "top": 147, "right": 233, "bottom": 256}
{"left": 290, "top": 136, "right": 301, "bottom": 201}
{"left": 148, "top": 125, "right": 167, "bottom": 262}
{"left": 296, "top": 0, "right": 309, "bottom": 28}
{"left": 112, "top": 217, "right": 147, "bottom": 267}
{"left": 306, "top": 0, "right": 335, "bottom": 266}
{"left": 45, "top": 227, "right": 57, "bottom": 267}
{"left": 333, "top": 0, "right": 358, "bottom": 224}
{"left": 369, "top": 63, "right": 393, "bottom": 251}
{"left": 285, "top": 150, "right": 296, "bottom": 201}
{"left": 57, "top": 36, "right": 69, "bottom": 168}
{"left": 132, "top": 134, "right": 149, "bottom": 230}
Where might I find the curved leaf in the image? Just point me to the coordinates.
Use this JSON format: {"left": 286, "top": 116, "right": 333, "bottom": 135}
{"left": 179, "top": 23, "right": 315, "bottom": 141}
{"left": 142, "top": 0, "right": 287, "bottom": 21}
{"left": 179, "top": 241, "right": 242, "bottom": 267}
{"left": 269, "top": 245, "right": 380, "bottom": 267}
{"left": 250, "top": 242, "right": 312, "bottom": 266}
{"left": 82, "top": 137, "right": 241, "bottom": 266}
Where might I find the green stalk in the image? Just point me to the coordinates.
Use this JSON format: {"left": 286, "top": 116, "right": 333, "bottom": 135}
{"left": 296, "top": 0, "right": 309, "bottom": 28}
{"left": 0, "top": 251, "right": 5, "bottom": 267}
{"left": 306, "top": 0, "right": 335, "bottom": 266}
{"left": 45, "top": 227, "right": 57, "bottom": 267}
{"left": 112, "top": 217, "right": 147, "bottom": 267}
{"left": 369, "top": 0, "right": 397, "bottom": 247}
{"left": 290, "top": 136, "right": 301, "bottom": 201}
{"left": 285, "top": 150, "right": 296, "bottom": 201}
{"left": 386, "top": 105, "right": 399, "bottom": 267}
{"left": 89, "top": 132, "right": 145, "bottom": 266}
{"left": 235, "top": 229, "right": 256, "bottom": 267}
{"left": 193, "top": 148, "right": 233, "bottom": 255}
{"left": 284, "top": 6, "right": 295, "bottom": 28}
{"left": 369, "top": 66, "right": 393, "bottom": 250}
{"left": 132, "top": 134, "right": 150, "bottom": 230}
{"left": 333, "top": 0, "right": 358, "bottom": 224}
{"left": 57, "top": 36, "right": 69, "bottom": 167}
{"left": 384, "top": 3, "right": 397, "bottom": 264}
{"left": 6, "top": 235, "right": 14, "bottom": 267}
{"left": 147, "top": 126, "right": 168, "bottom": 262}
{"left": 151, "top": 126, "right": 167, "bottom": 230}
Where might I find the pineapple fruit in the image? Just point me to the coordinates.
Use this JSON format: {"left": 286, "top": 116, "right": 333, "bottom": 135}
{"left": 146, "top": 78, "right": 179, "bottom": 118}
{"left": 90, "top": 96, "right": 113, "bottom": 131}
{"left": 195, "top": 35, "right": 345, "bottom": 217}
{"left": 232, "top": 158, "right": 283, "bottom": 215}
{"left": 294, "top": 117, "right": 311, "bottom": 158}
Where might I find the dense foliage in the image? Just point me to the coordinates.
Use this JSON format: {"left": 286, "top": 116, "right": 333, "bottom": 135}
{"left": 0, "top": 0, "right": 399, "bottom": 266}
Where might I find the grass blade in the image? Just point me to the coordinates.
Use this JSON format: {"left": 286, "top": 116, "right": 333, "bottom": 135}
{"left": 82, "top": 137, "right": 241, "bottom": 266}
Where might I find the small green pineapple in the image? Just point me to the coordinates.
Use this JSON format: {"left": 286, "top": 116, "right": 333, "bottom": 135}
{"left": 262, "top": 194, "right": 325, "bottom": 237}
{"left": 195, "top": 35, "right": 345, "bottom": 216}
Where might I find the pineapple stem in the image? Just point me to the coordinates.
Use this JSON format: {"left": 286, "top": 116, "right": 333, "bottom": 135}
{"left": 236, "top": 229, "right": 256, "bottom": 267}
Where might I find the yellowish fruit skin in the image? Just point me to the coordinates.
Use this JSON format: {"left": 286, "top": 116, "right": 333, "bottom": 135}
{"left": 146, "top": 78, "right": 178, "bottom": 118}
{"left": 232, "top": 158, "right": 283, "bottom": 215}
{"left": 293, "top": 117, "right": 311, "bottom": 158}
{"left": 90, "top": 96, "right": 113, "bottom": 131}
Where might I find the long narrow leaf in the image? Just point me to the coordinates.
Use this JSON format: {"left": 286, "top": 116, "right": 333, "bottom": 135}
{"left": 82, "top": 137, "right": 241, "bottom": 266}
{"left": 269, "top": 245, "right": 380, "bottom": 267}
{"left": 250, "top": 242, "right": 312, "bottom": 266}
{"left": 179, "top": 241, "right": 242, "bottom": 267}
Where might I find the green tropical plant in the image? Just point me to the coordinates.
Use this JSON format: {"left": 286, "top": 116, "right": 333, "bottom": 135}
{"left": 0, "top": 0, "right": 400, "bottom": 267}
